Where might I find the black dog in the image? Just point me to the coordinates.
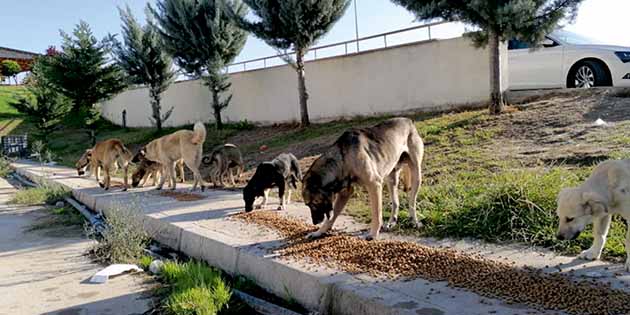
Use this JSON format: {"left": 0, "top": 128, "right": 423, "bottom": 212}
{"left": 243, "top": 153, "right": 302, "bottom": 212}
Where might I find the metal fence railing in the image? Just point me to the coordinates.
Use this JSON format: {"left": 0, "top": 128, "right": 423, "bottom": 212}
{"left": 226, "top": 21, "right": 450, "bottom": 74}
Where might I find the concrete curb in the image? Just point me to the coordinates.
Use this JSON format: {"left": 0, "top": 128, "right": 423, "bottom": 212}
{"left": 12, "top": 161, "right": 560, "bottom": 315}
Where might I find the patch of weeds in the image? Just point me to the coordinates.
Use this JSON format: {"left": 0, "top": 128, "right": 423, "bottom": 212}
{"left": 87, "top": 207, "right": 150, "bottom": 264}
{"left": 138, "top": 255, "right": 154, "bottom": 270}
{"left": 11, "top": 185, "right": 69, "bottom": 205}
{"left": 0, "top": 156, "right": 12, "bottom": 177}
{"left": 28, "top": 206, "right": 85, "bottom": 231}
{"left": 160, "top": 260, "right": 232, "bottom": 315}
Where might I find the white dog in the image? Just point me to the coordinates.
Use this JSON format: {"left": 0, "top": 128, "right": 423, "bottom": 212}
{"left": 556, "top": 159, "right": 630, "bottom": 271}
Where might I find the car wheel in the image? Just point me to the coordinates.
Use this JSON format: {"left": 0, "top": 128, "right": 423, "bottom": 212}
{"left": 568, "top": 61, "right": 608, "bottom": 89}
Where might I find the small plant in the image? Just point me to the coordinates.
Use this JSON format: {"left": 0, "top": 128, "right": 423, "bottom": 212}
{"left": 87, "top": 207, "right": 150, "bottom": 264}
{"left": 138, "top": 255, "right": 154, "bottom": 270}
{"left": 0, "top": 156, "right": 12, "bottom": 178}
{"left": 160, "top": 260, "right": 232, "bottom": 315}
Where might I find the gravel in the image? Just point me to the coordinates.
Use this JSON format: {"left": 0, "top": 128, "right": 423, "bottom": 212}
{"left": 234, "top": 211, "right": 630, "bottom": 315}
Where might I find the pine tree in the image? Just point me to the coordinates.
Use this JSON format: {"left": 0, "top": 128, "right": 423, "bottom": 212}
{"left": 114, "top": 5, "right": 176, "bottom": 132}
{"left": 11, "top": 58, "right": 71, "bottom": 142}
{"left": 231, "top": 0, "right": 351, "bottom": 126}
{"left": 391, "top": 0, "right": 584, "bottom": 114}
{"left": 149, "top": 0, "right": 248, "bottom": 130}
{"left": 39, "top": 21, "right": 127, "bottom": 142}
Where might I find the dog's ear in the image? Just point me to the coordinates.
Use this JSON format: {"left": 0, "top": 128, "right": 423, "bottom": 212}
{"left": 582, "top": 191, "right": 608, "bottom": 215}
{"left": 86, "top": 149, "right": 92, "bottom": 157}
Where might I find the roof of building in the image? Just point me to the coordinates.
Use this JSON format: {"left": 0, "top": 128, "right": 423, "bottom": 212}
{"left": 0, "top": 46, "right": 40, "bottom": 60}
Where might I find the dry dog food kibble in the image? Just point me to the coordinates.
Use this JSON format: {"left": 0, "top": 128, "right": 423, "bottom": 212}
{"left": 234, "top": 211, "right": 630, "bottom": 315}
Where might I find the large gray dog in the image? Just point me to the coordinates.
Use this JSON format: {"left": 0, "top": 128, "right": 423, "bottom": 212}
{"left": 302, "top": 117, "right": 424, "bottom": 240}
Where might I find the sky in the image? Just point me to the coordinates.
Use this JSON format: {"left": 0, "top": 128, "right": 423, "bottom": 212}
{"left": 1, "top": 0, "right": 629, "bottom": 66}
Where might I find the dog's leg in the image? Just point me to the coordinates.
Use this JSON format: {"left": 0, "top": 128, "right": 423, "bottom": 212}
{"left": 103, "top": 166, "right": 111, "bottom": 190}
{"left": 122, "top": 163, "right": 128, "bottom": 191}
{"left": 579, "top": 214, "right": 612, "bottom": 261}
{"left": 168, "top": 162, "right": 177, "bottom": 190}
{"left": 229, "top": 167, "right": 236, "bottom": 187}
{"left": 178, "top": 161, "right": 185, "bottom": 183}
{"left": 366, "top": 182, "right": 384, "bottom": 240}
{"left": 308, "top": 188, "right": 353, "bottom": 239}
{"left": 277, "top": 182, "right": 286, "bottom": 210}
{"left": 156, "top": 165, "right": 167, "bottom": 190}
{"left": 286, "top": 189, "right": 292, "bottom": 205}
{"left": 384, "top": 169, "right": 401, "bottom": 231}
{"left": 259, "top": 189, "right": 270, "bottom": 209}
{"left": 408, "top": 161, "right": 423, "bottom": 229}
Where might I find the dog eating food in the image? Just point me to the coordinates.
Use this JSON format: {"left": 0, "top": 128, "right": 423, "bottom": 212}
{"left": 202, "top": 143, "right": 244, "bottom": 187}
{"left": 235, "top": 211, "right": 630, "bottom": 315}
{"left": 76, "top": 139, "right": 133, "bottom": 191}
{"left": 243, "top": 153, "right": 302, "bottom": 212}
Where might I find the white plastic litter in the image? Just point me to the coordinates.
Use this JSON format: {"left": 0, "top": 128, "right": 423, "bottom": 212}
{"left": 89, "top": 264, "right": 142, "bottom": 283}
{"left": 149, "top": 260, "right": 164, "bottom": 274}
{"left": 594, "top": 118, "right": 608, "bottom": 126}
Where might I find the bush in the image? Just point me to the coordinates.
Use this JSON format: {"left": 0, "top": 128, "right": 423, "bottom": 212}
{"left": 88, "top": 208, "right": 150, "bottom": 264}
{"left": 161, "top": 260, "right": 232, "bottom": 315}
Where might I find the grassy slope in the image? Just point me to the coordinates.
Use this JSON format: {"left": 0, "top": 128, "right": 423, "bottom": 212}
{"left": 2, "top": 86, "right": 629, "bottom": 260}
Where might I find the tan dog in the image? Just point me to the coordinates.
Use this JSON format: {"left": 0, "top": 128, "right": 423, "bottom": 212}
{"left": 76, "top": 139, "right": 133, "bottom": 191}
{"left": 556, "top": 159, "right": 630, "bottom": 271}
{"left": 202, "top": 144, "right": 244, "bottom": 187}
{"left": 302, "top": 117, "right": 424, "bottom": 240}
{"left": 137, "top": 122, "right": 207, "bottom": 191}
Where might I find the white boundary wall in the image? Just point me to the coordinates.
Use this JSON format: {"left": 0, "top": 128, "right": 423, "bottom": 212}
{"left": 101, "top": 37, "right": 508, "bottom": 127}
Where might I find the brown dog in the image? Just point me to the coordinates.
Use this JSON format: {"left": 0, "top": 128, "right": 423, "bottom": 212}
{"left": 77, "top": 139, "right": 133, "bottom": 191}
{"left": 131, "top": 155, "right": 185, "bottom": 188}
{"left": 137, "top": 122, "right": 207, "bottom": 191}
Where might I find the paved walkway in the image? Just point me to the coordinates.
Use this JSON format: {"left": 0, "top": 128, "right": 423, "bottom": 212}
{"left": 0, "top": 177, "right": 155, "bottom": 315}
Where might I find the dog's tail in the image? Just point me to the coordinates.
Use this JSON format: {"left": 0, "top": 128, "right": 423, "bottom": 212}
{"left": 191, "top": 122, "right": 207, "bottom": 145}
{"left": 290, "top": 154, "right": 303, "bottom": 181}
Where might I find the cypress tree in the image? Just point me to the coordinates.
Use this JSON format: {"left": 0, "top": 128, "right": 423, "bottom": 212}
{"left": 231, "top": 0, "right": 351, "bottom": 126}
{"left": 150, "top": 0, "right": 248, "bottom": 130}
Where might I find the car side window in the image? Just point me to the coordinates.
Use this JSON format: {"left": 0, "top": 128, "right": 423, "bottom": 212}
{"left": 508, "top": 39, "right": 530, "bottom": 50}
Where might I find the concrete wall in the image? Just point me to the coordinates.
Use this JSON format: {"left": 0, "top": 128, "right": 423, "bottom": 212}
{"left": 101, "top": 37, "right": 508, "bottom": 127}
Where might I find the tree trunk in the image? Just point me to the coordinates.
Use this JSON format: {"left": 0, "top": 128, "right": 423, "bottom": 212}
{"left": 488, "top": 30, "right": 505, "bottom": 115}
{"left": 211, "top": 86, "right": 223, "bottom": 130}
{"left": 151, "top": 88, "right": 162, "bottom": 132}
{"left": 296, "top": 49, "right": 310, "bottom": 127}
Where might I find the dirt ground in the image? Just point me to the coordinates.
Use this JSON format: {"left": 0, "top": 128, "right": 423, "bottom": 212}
{"left": 0, "top": 177, "right": 157, "bottom": 315}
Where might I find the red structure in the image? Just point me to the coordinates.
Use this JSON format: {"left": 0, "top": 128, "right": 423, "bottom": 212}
{"left": 0, "top": 46, "right": 39, "bottom": 72}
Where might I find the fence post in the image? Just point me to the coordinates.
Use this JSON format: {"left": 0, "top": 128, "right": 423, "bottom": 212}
{"left": 122, "top": 109, "right": 127, "bottom": 129}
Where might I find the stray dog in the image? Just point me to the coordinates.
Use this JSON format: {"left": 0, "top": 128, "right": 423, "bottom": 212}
{"left": 243, "top": 153, "right": 302, "bottom": 212}
{"left": 556, "top": 159, "right": 630, "bottom": 271}
{"left": 131, "top": 154, "right": 185, "bottom": 188}
{"left": 302, "top": 117, "right": 424, "bottom": 240}
{"left": 77, "top": 139, "right": 133, "bottom": 191}
{"left": 136, "top": 122, "right": 207, "bottom": 191}
{"left": 202, "top": 144, "right": 244, "bottom": 187}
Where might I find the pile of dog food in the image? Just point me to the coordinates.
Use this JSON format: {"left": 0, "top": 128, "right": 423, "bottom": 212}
{"left": 234, "top": 211, "right": 630, "bottom": 315}
{"left": 158, "top": 191, "right": 206, "bottom": 202}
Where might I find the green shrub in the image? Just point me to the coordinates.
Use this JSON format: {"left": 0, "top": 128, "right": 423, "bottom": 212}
{"left": 138, "top": 255, "right": 153, "bottom": 270}
{"left": 161, "top": 260, "right": 232, "bottom": 315}
{"left": 87, "top": 208, "right": 150, "bottom": 264}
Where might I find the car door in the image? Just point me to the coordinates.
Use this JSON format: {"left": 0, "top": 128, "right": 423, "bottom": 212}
{"left": 508, "top": 38, "right": 565, "bottom": 90}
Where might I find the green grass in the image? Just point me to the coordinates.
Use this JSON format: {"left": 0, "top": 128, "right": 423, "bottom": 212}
{"left": 161, "top": 260, "right": 232, "bottom": 315}
{"left": 11, "top": 185, "right": 70, "bottom": 205}
{"left": 0, "top": 86, "right": 36, "bottom": 137}
{"left": 138, "top": 255, "right": 154, "bottom": 270}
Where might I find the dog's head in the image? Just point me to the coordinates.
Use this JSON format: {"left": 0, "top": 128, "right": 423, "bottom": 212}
{"left": 132, "top": 148, "right": 147, "bottom": 163}
{"left": 243, "top": 184, "right": 257, "bottom": 212}
{"left": 556, "top": 188, "right": 608, "bottom": 241}
{"left": 302, "top": 176, "right": 333, "bottom": 225}
{"left": 76, "top": 149, "right": 92, "bottom": 176}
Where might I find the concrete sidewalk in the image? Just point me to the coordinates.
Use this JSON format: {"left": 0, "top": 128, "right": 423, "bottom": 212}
{"left": 12, "top": 160, "right": 630, "bottom": 315}
{"left": 0, "top": 175, "right": 155, "bottom": 315}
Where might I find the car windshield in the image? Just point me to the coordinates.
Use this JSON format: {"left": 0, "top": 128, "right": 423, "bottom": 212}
{"left": 552, "top": 30, "right": 603, "bottom": 45}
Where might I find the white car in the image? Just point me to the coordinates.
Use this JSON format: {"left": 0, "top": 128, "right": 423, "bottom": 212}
{"left": 508, "top": 29, "right": 630, "bottom": 90}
